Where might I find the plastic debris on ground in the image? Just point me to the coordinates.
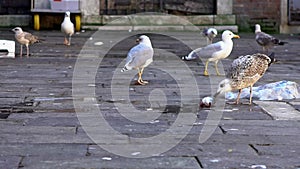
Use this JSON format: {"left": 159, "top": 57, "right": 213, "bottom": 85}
{"left": 226, "top": 80, "right": 299, "bottom": 101}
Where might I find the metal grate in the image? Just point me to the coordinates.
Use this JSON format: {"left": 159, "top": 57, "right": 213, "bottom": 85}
{"left": 289, "top": 0, "right": 300, "bottom": 25}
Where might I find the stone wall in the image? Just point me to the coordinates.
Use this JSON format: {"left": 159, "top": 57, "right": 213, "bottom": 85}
{"left": 0, "top": 0, "right": 30, "bottom": 14}
{"left": 233, "top": 0, "right": 281, "bottom": 32}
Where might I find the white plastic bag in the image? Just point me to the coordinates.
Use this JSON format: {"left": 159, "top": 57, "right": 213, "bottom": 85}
{"left": 225, "top": 80, "right": 300, "bottom": 101}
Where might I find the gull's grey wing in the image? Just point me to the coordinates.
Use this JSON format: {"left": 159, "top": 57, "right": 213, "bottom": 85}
{"left": 192, "top": 41, "right": 224, "bottom": 58}
{"left": 255, "top": 32, "right": 278, "bottom": 46}
{"left": 126, "top": 44, "right": 153, "bottom": 69}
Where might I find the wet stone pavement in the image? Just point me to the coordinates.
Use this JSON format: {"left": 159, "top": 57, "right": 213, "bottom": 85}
{"left": 0, "top": 28, "right": 300, "bottom": 169}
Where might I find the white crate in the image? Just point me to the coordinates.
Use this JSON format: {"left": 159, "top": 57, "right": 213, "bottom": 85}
{"left": 0, "top": 40, "right": 15, "bottom": 58}
{"left": 50, "top": 0, "right": 79, "bottom": 11}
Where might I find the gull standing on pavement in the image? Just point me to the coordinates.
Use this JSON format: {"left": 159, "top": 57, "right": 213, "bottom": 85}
{"left": 202, "top": 28, "right": 218, "bottom": 45}
{"left": 214, "top": 53, "right": 275, "bottom": 105}
{"left": 12, "top": 27, "right": 40, "bottom": 58}
{"left": 255, "top": 24, "right": 286, "bottom": 53}
{"left": 183, "top": 30, "right": 240, "bottom": 76}
{"left": 61, "top": 11, "right": 75, "bottom": 46}
{"left": 121, "top": 35, "right": 154, "bottom": 85}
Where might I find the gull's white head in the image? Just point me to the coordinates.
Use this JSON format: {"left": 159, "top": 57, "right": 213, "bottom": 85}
{"left": 222, "top": 30, "right": 240, "bottom": 41}
{"left": 255, "top": 24, "right": 261, "bottom": 33}
{"left": 12, "top": 27, "right": 23, "bottom": 34}
{"left": 65, "top": 11, "right": 71, "bottom": 17}
{"left": 214, "top": 79, "right": 232, "bottom": 98}
{"left": 208, "top": 28, "right": 218, "bottom": 37}
{"left": 136, "top": 35, "right": 152, "bottom": 47}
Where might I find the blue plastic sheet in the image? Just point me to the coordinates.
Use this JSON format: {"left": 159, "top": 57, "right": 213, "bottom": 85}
{"left": 225, "top": 80, "right": 299, "bottom": 101}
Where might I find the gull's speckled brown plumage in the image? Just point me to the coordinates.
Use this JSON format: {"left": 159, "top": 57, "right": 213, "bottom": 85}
{"left": 215, "top": 53, "right": 274, "bottom": 104}
{"left": 12, "top": 27, "right": 40, "bottom": 57}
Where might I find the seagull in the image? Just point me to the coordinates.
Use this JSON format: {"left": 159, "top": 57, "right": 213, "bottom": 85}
{"left": 121, "top": 35, "right": 154, "bottom": 85}
{"left": 182, "top": 30, "right": 240, "bottom": 76}
{"left": 12, "top": 27, "right": 40, "bottom": 58}
{"left": 255, "top": 24, "right": 287, "bottom": 53}
{"left": 214, "top": 53, "right": 275, "bottom": 105}
{"left": 61, "top": 11, "right": 74, "bottom": 46}
{"left": 202, "top": 28, "right": 218, "bottom": 45}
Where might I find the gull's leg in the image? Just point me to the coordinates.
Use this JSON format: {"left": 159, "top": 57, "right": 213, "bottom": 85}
{"left": 137, "top": 69, "right": 144, "bottom": 85}
{"left": 139, "top": 68, "right": 148, "bottom": 84}
{"left": 235, "top": 89, "right": 242, "bottom": 104}
{"left": 20, "top": 44, "right": 23, "bottom": 58}
{"left": 64, "top": 36, "right": 68, "bottom": 45}
{"left": 26, "top": 44, "right": 29, "bottom": 58}
{"left": 67, "top": 35, "right": 72, "bottom": 46}
{"left": 204, "top": 60, "right": 210, "bottom": 76}
{"left": 249, "top": 85, "right": 253, "bottom": 105}
{"left": 214, "top": 60, "right": 221, "bottom": 76}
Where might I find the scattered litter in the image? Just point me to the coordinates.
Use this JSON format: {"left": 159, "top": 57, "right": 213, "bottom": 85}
{"left": 89, "top": 37, "right": 93, "bottom": 40}
{"left": 226, "top": 80, "right": 299, "bottom": 101}
{"left": 149, "top": 120, "right": 159, "bottom": 124}
{"left": 210, "top": 159, "right": 220, "bottom": 163}
{"left": 129, "top": 88, "right": 135, "bottom": 91}
{"left": 88, "top": 84, "right": 96, "bottom": 87}
{"left": 94, "top": 42, "right": 104, "bottom": 46}
{"left": 200, "top": 96, "right": 213, "bottom": 108}
{"left": 146, "top": 108, "right": 153, "bottom": 111}
{"left": 223, "top": 109, "right": 234, "bottom": 112}
{"left": 81, "top": 30, "right": 86, "bottom": 33}
{"left": 250, "top": 164, "right": 267, "bottom": 169}
{"left": 228, "top": 128, "right": 239, "bottom": 131}
{"left": 131, "top": 152, "right": 141, "bottom": 156}
{"left": 193, "top": 122, "right": 203, "bottom": 125}
{"left": 102, "top": 157, "right": 112, "bottom": 161}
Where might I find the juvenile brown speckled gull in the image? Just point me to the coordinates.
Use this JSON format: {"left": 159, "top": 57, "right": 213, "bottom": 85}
{"left": 214, "top": 53, "right": 275, "bottom": 105}
{"left": 12, "top": 27, "right": 40, "bottom": 58}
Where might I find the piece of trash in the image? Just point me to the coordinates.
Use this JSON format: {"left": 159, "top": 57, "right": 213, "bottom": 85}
{"left": 250, "top": 165, "right": 267, "bottom": 169}
{"left": 94, "top": 42, "right": 104, "bottom": 46}
{"left": 102, "top": 157, "right": 112, "bottom": 161}
{"left": 89, "top": 37, "right": 93, "bottom": 40}
{"left": 81, "top": 30, "right": 86, "bottom": 33}
{"left": 193, "top": 122, "right": 203, "bottom": 125}
{"left": 200, "top": 96, "right": 213, "bottom": 108}
{"left": 226, "top": 80, "right": 299, "bottom": 101}
{"left": 131, "top": 152, "right": 141, "bottom": 156}
{"left": 88, "top": 84, "right": 96, "bottom": 87}
{"left": 146, "top": 108, "right": 153, "bottom": 111}
{"left": 210, "top": 159, "right": 220, "bottom": 163}
{"left": 228, "top": 128, "right": 239, "bottom": 131}
{"left": 149, "top": 120, "right": 159, "bottom": 124}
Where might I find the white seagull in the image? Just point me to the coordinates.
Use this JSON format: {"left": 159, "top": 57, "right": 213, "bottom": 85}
{"left": 61, "top": 11, "right": 75, "bottom": 46}
{"left": 121, "top": 35, "right": 154, "bottom": 85}
{"left": 214, "top": 53, "right": 275, "bottom": 105}
{"left": 202, "top": 28, "right": 218, "bottom": 45}
{"left": 12, "top": 27, "right": 40, "bottom": 58}
{"left": 255, "top": 24, "right": 286, "bottom": 53}
{"left": 183, "top": 30, "right": 240, "bottom": 76}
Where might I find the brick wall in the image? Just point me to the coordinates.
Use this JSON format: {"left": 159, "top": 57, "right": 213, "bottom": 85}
{"left": 233, "top": 0, "right": 281, "bottom": 33}
{"left": 0, "top": 0, "right": 31, "bottom": 14}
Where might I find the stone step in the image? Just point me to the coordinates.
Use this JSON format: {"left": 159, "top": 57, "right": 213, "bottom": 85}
{"left": 83, "top": 25, "right": 239, "bottom": 32}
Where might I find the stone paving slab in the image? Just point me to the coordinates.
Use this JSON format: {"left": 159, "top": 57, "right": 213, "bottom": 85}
{"left": 21, "top": 156, "right": 201, "bottom": 169}
{"left": 0, "top": 29, "right": 299, "bottom": 168}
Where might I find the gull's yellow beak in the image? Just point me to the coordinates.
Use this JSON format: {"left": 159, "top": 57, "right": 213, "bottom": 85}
{"left": 233, "top": 34, "right": 240, "bottom": 38}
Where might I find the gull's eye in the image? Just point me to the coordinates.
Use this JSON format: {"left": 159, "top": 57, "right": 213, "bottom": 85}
{"left": 220, "top": 84, "right": 224, "bottom": 88}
